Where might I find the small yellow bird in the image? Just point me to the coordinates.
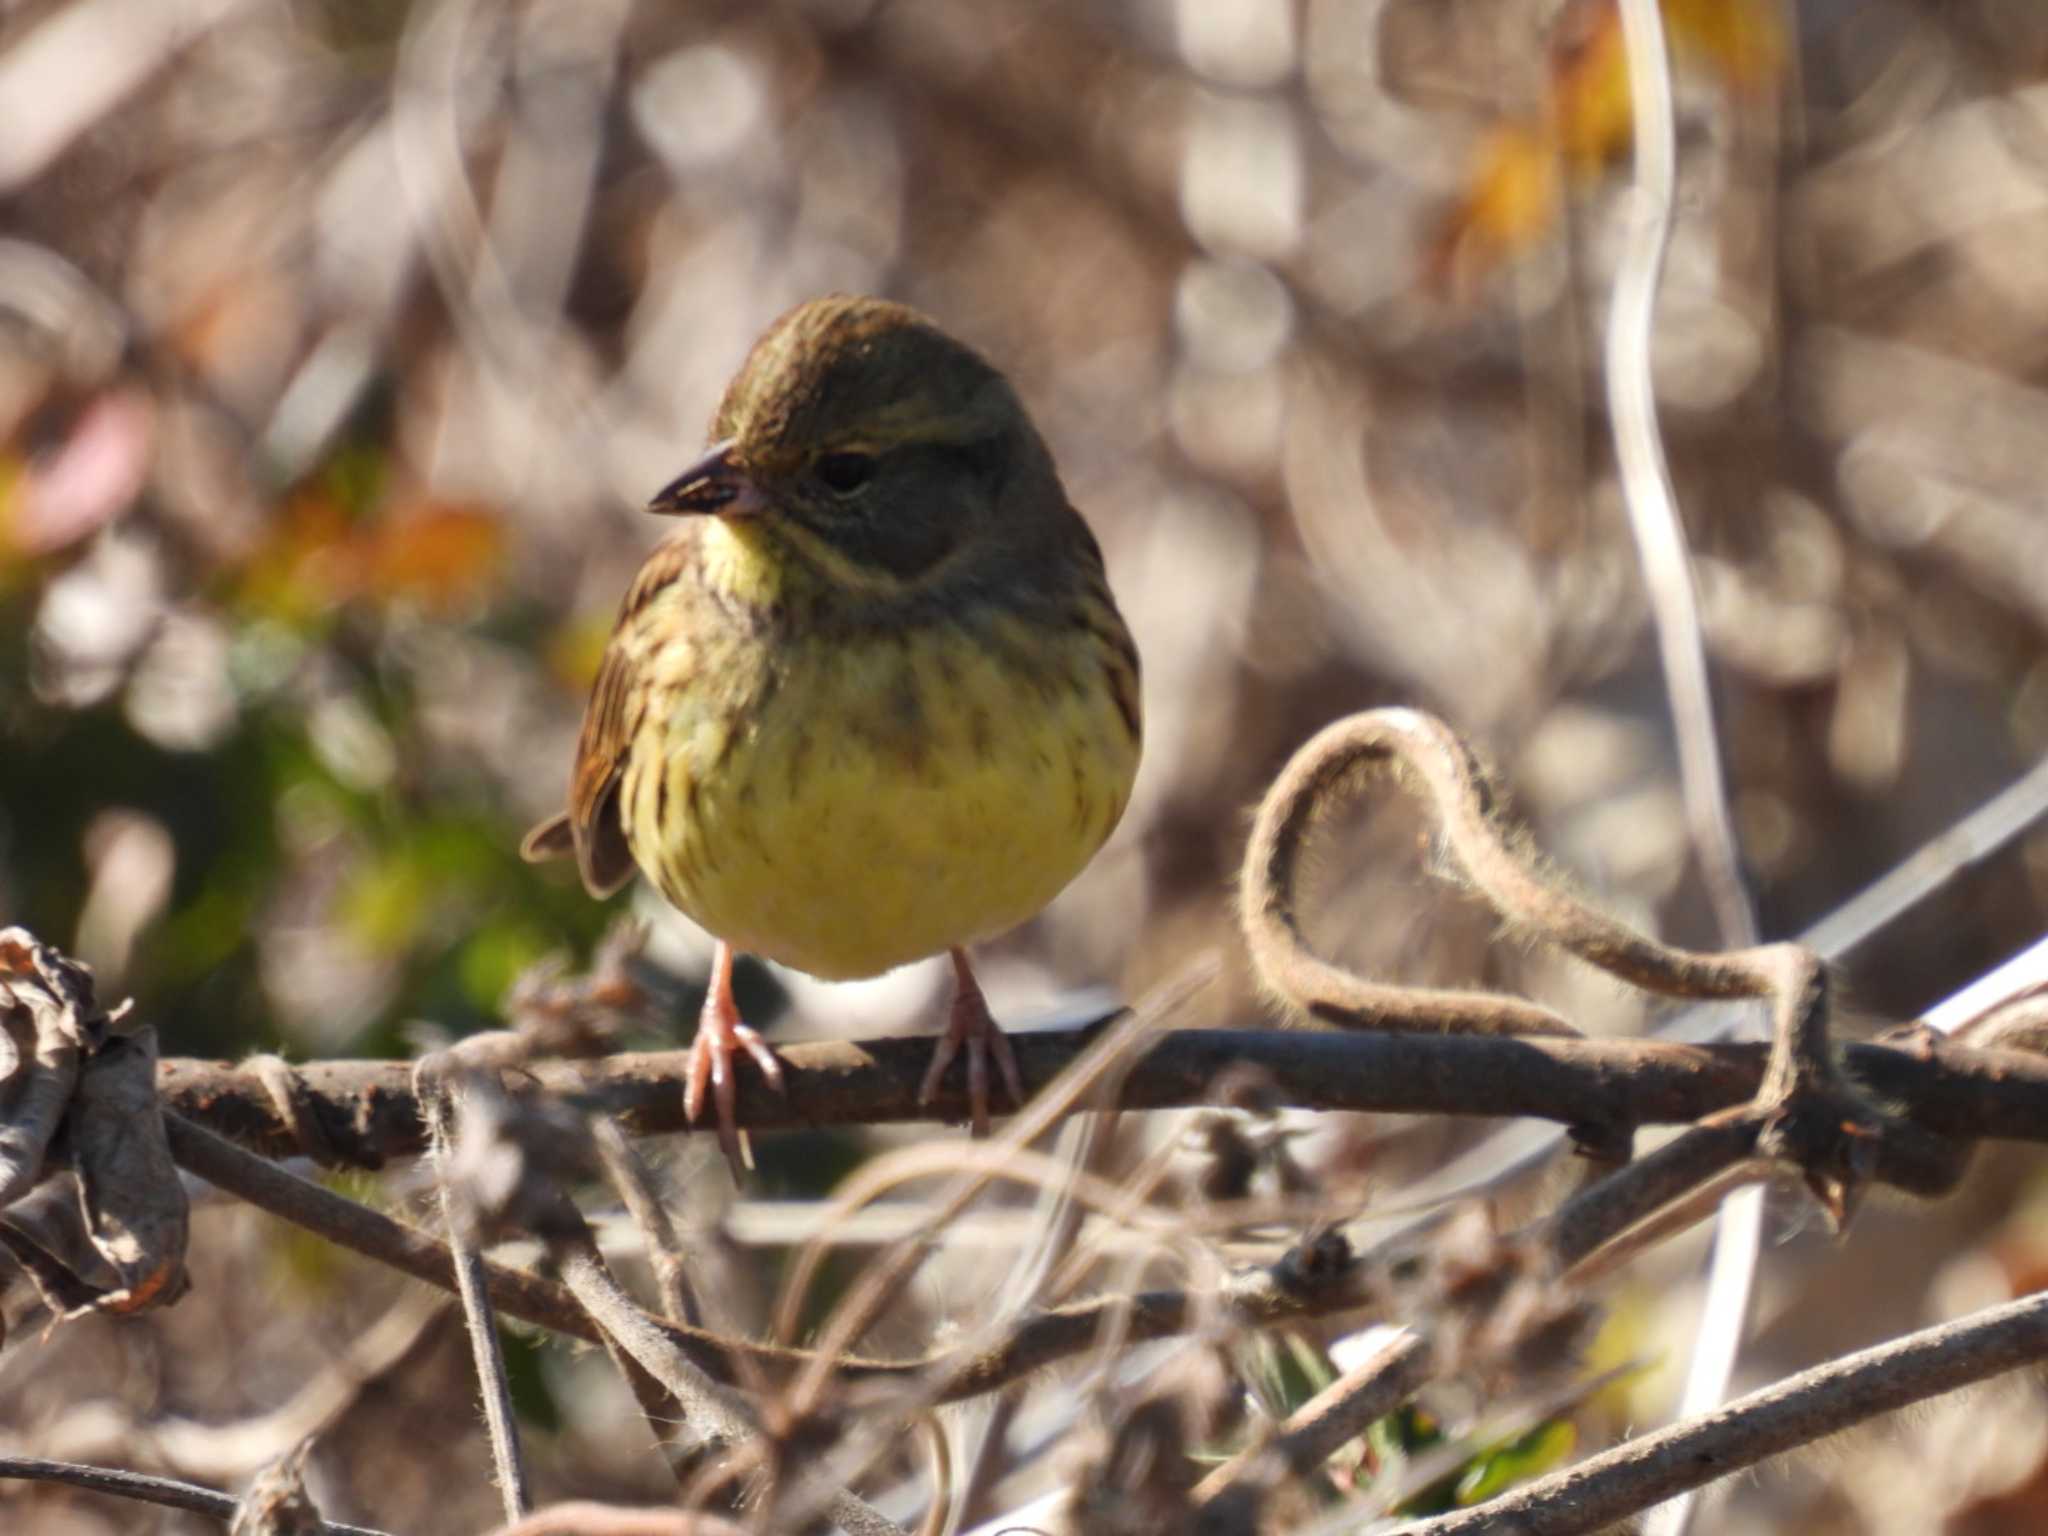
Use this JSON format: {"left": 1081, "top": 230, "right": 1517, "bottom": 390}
{"left": 524, "top": 296, "right": 1142, "bottom": 1166}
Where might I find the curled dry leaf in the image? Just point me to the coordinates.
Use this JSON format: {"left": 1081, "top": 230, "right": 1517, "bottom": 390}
{"left": 0, "top": 1177, "right": 122, "bottom": 1316}
{"left": 71, "top": 1026, "right": 189, "bottom": 1311}
{"left": 0, "top": 927, "right": 188, "bottom": 1315}
{"left": 0, "top": 926, "right": 98, "bottom": 1207}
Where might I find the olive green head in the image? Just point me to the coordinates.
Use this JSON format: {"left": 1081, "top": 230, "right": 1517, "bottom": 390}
{"left": 651, "top": 296, "right": 1071, "bottom": 586}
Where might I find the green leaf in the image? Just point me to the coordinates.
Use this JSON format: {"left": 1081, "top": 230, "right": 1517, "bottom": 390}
{"left": 1455, "top": 1419, "right": 1577, "bottom": 1505}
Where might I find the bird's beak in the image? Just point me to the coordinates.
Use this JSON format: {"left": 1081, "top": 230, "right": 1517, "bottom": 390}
{"left": 647, "top": 441, "right": 769, "bottom": 519}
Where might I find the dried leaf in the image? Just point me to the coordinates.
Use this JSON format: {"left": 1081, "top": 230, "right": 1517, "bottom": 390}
{"left": 0, "top": 931, "right": 187, "bottom": 1315}
{"left": 0, "top": 1175, "right": 122, "bottom": 1316}
{"left": 364, "top": 501, "right": 504, "bottom": 610}
{"left": 0, "top": 927, "right": 94, "bottom": 1207}
{"left": 1425, "top": 0, "right": 1786, "bottom": 293}
{"left": 71, "top": 1026, "right": 189, "bottom": 1312}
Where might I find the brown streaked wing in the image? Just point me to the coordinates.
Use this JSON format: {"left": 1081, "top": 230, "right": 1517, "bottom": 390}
{"left": 551, "top": 534, "right": 700, "bottom": 898}
{"left": 560, "top": 639, "right": 638, "bottom": 897}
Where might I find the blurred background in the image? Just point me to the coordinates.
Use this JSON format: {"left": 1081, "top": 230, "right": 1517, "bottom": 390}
{"left": 6, "top": 0, "right": 2048, "bottom": 1530}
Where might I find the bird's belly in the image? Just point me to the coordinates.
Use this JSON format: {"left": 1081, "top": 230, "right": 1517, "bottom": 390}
{"left": 633, "top": 626, "right": 1137, "bottom": 980}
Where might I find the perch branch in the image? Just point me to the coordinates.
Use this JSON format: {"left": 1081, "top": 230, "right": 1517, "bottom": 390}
{"left": 154, "top": 1027, "right": 2048, "bottom": 1172}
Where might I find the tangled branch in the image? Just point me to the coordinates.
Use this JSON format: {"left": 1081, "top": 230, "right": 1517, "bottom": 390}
{"left": 10, "top": 711, "right": 2048, "bottom": 1534}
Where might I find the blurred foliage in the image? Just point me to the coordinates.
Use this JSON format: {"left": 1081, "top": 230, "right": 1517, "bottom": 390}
{"left": 1, "top": 421, "right": 613, "bottom": 1057}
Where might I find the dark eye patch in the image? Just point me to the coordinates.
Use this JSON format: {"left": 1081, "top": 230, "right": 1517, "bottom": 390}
{"left": 816, "top": 451, "right": 876, "bottom": 495}
{"left": 941, "top": 435, "right": 1009, "bottom": 493}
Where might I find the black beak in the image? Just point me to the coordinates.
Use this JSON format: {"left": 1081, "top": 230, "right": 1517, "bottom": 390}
{"left": 647, "top": 441, "right": 768, "bottom": 518}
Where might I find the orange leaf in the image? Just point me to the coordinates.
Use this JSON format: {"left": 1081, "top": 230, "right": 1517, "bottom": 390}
{"left": 234, "top": 492, "right": 362, "bottom": 621}
{"left": 1424, "top": 0, "right": 1785, "bottom": 298}
{"left": 1425, "top": 125, "right": 1564, "bottom": 298}
{"left": 363, "top": 502, "right": 505, "bottom": 611}
{"left": 1665, "top": 0, "right": 1785, "bottom": 95}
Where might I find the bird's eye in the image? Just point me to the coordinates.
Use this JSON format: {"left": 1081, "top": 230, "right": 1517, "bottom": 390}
{"left": 815, "top": 451, "right": 876, "bottom": 496}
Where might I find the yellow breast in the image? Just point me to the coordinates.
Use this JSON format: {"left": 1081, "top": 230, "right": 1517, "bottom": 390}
{"left": 621, "top": 592, "right": 1140, "bottom": 981}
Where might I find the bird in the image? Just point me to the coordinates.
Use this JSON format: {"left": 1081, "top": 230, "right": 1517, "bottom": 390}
{"left": 523, "top": 295, "right": 1142, "bottom": 1169}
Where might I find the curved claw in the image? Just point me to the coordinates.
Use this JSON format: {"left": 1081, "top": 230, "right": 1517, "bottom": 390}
{"left": 685, "top": 943, "right": 786, "bottom": 1179}
{"left": 918, "top": 950, "right": 1026, "bottom": 1136}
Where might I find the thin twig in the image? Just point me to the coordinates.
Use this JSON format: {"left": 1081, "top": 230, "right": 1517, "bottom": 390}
{"left": 1606, "top": 0, "right": 1757, "bottom": 958}
{"left": 788, "top": 964, "right": 1210, "bottom": 1408}
{"left": 557, "top": 1227, "right": 910, "bottom": 1536}
{"left": 1602, "top": 0, "right": 1768, "bottom": 1516}
{"left": 770, "top": 1142, "right": 1210, "bottom": 1352}
{"left": 1543, "top": 1112, "right": 1767, "bottom": 1275}
{"left": 1190, "top": 1330, "right": 1434, "bottom": 1514}
{"left": 1798, "top": 756, "right": 2048, "bottom": 961}
{"left": 548, "top": 1226, "right": 758, "bottom": 1463}
{"left": 161, "top": 1109, "right": 1370, "bottom": 1404}
{"left": 0, "top": 1454, "right": 390, "bottom": 1535}
{"left": 1387, "top": 1285, "right": 2048, "bottom": 1536}
{"left": 1344, "top": 1365, "right": 1643, "bottom": 1527}
{"left": 163, "top": 1112, "right": 828, "bottom": 1379}
{"left": 589, "top": 1116, "right": 701, "bottom": 1326}
{"left": 1923, "top": 931, "right": 2048, "bottom": 1034}
{"left": 416, "top": 1068, "right": 532, "bottom": 1523}
{"left": 766, "top": 969, "right": 1212, "bottom": 1534}
{"left": 1161, "top": 738, "right": 2048, "bottom": 1295}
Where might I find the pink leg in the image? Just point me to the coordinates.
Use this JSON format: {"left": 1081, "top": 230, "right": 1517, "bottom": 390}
{"left": 917, "top": 948, "right": 1026, "bottom": 1136}
{"left": 683, "top": 941, "right": 786, "bottom": 1176}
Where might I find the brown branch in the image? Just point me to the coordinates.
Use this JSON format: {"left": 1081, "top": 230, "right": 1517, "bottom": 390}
{"left": 164, "top": 1004, "right": 2022, "bottom": 1536}
{"left": 546, "top": 1217, "right": 910, "bottom": 1536}
{"left": 588, "top": 1116, "right": 700, "bottom": 1327}
{"left": 157, "top": 1025, "right": 2048, "bottom": 1181}
{"left": 0, "top": 1454, "right": 390, "bottom": 1535}
{"left": 1191, "top": 1330, "right": 1435, "bottom": 1515}
{"left": 413, "top": 1065, "right": 532, "bottom": 1524}
{"left": 162, "top": 1112, "right": 834, "bottom": 1380}
{"left": 161, "top": 1111, "right": 1374, "bottom": 1403}
{"left": 1388, "top": 1286, "right": 2048, "bottom": 1536}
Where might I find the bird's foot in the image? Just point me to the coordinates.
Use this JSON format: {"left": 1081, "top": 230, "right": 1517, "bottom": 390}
{"left": 918, "top": 949, "right": 1025, "bottom": 1136}
{"left": 684, "top": 942, "right": 786, "bottom": 1177}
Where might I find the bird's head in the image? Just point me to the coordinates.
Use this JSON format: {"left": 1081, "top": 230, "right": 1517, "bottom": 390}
{"left": 649, "top": 296, "right": 1067, "bottom": 593}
